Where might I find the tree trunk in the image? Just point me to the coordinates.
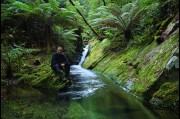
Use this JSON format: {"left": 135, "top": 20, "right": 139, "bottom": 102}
{"left": 124, "top": 29, "right": 131, "bottom": 46}
{"left": 45, "top": 25, "right": 51, "bottom": 51}
{"left": 102, "top": 0, "right": 106, "bottom": 6}
{"left": 75, "top": 26, "right": 83, "bottom": 52}
{"left": 5, "top": 54, "right": 11, "bottom": 79}
{"left": 43, "top": 0, "right": 49, "bottom": 3}
{"left": 69, "top": 0, "right": 102, "bottom": 40}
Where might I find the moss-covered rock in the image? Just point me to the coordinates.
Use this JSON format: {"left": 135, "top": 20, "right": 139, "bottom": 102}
{"left": 15, "top": 55, "right": 70, "bottom": 90}
{"left": 83, "top": 21, "right": 179, "bottom": 109}
{"left": 150, "top": 81, "right": 179, "bottom": 108}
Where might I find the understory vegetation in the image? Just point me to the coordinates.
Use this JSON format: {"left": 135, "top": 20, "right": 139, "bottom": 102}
{"left": 1, "top": 0, "right": 179, "bottom": 110}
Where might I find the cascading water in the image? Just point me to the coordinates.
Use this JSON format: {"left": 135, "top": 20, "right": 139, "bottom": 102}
{"left": 58, "top": 45, "right": 105, "bottom": 100}
{"left": 78, "top": 45, "right": 89, "bottom": 66}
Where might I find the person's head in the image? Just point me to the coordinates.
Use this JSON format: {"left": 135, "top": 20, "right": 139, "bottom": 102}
{"left": 57, "top": 46, "right": 63, "bottom": 54}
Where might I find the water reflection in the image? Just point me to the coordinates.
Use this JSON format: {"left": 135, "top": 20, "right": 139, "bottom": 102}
{"left": 57, "top": 65, "right": 158, "bottom": 119}
{"left": 2, "top": 65, "right": 178, "bottom": 119}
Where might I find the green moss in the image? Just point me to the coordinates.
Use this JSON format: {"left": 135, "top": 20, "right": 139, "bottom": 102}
{"left": 83, "top": 38, "right": 111, "bottom": 68}
{"left": 154, "top": 16, "right": 173, "bottom": 37}
{"left": 83, "top": 30, "right": 179, "bottom": 106}
{"left": 160, "top": 17, "right": 172, "bottom": 28}
{"left": 152, "top": 81, "right": 179, "bottom": 107}
{"left": 11, "top": 87, "right": 43, "bottom": 98}
{"left": 131, "top": 33, "right": 178, "bottom": 94}
{"left": 17, "top": 54, "right": 69, "bottom": 90}
{"left": 19, "top": 74, "right": 37, "bottom": 84}
{"left": 154, "top": 35, "right": 161, "bottom": 41}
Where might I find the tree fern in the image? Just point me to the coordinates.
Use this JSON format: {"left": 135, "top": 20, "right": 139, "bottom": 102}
{"left": 49, "top": 0, "right": 59, "bottom": 11}
{"left": 90, "top": 1, "right": 148, "bottom": 42}
{"left": 1, "top": 3, "right": 15, "bottom": 22}
{"left": 12, "top": 1, "right": 34, "bottom": 13}
{"left": 2, "top": 0, "right": 83, "bottom": 56}
{"left": 1, "top": 44, "right": 39, "bottom": 79}
{"left": 51, "top": 25, "right": 78, "bottom": 56}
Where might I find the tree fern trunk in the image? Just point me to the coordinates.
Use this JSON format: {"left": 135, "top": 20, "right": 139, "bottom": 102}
{"left": 25, "top": 19, "right": 34, "bottom": 47}
{"left": 75, "top": 26, "right": 83, "bottom": 52}
{"left": 69, "top": 0, "right": 102, "bottom": 40}
{"left": 124, "top": 29, "right": 131, "bottom": 45}
{"left": 103, "top": 0, "right": 106, "bottom": 6}
{"left": 6, "top": 58, "right": 12, "bottom": 79}
{"left": 45, "top": 25, "right": 51, "bottom": 51}
{"left": 43, "top": 0, "right": 49, "bottom": 3}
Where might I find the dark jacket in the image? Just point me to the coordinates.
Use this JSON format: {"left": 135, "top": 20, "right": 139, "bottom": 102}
{"left": 51, "top": 52, "right": 69, "bottom": 67}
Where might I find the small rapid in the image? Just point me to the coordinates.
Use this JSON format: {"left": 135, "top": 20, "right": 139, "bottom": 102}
{"left": 78, "top": 45, "right": 89, "bottom": 66}
{"left": 58, "top": 65, "right": 106, "bottom": 100}
{"left": 56, "top": 45, "right": 158, "bottom": 119}
{"left": 58, "top": 45, "right": 105, "bottom": 100}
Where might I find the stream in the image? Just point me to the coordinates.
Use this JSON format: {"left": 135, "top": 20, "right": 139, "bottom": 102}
{"left": 1, "top": 45, "right": 179, "bottom": 119}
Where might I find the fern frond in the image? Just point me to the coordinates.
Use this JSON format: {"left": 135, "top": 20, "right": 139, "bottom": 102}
{"left": 6, "top": 0, "right": 16, "bottom": 3}
{"left": 128, "top": 7, "right": 146, "bottom": 29}
{"left": 120, "top": 12, "right": 131, "bottom": 28}
{"left": 49, "top": 0, "right": 59, "bottom": 11}
{"left": 1, "top": 12, "right": 13, "bottom": 21}
{"left": 121, "top": 3, "right": 135, "bottom": 13}
{"left": 101, "top": 18, "right": 120, "bottom": 28}
{"left": 12, "top": 1, "right": 33, "bottom": 13}
{"left": 108, "top": 3, "right": 122, "bottom": 16}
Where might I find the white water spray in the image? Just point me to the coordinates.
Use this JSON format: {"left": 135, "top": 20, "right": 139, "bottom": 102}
{"left": 78, "top": 45, "right": 89, "bottom": 66}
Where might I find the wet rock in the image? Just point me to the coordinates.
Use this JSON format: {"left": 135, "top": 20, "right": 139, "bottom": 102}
{"left": 165, "top": 56, "right": 179, "bottom": 70}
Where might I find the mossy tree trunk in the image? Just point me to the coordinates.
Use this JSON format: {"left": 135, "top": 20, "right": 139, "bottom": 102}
{"left": 103, "top": 0, "right": 106, "bottom": 6}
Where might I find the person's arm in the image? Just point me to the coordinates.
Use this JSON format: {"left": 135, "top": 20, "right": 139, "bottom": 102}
{"left": 61, "top": 53, "right": 70, "bottom": 65}
{"left": 51, "top": 53, "right": 58, "bottom": 65}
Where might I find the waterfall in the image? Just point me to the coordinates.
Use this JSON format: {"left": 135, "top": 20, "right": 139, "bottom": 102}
{"left": 78, "top": 45, "right": 89, "bottom": 66}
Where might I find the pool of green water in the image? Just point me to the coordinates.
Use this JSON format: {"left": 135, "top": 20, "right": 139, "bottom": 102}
{"left": 1, "top": 65, "right": 179, "bottom": 119}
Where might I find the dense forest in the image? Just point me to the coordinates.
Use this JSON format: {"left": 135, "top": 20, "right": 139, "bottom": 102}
{"left": 1, "top": 0, "right": 179, "bottom": 119}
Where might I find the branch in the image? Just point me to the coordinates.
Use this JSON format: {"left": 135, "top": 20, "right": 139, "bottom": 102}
{"left": 69, "top": 0, "right": 102, "bottom": 40}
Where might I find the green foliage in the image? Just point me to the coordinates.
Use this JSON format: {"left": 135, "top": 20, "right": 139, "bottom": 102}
{"left": 111, "top": 0, "right": 132, "bottom": 7}
{"left": 138, "top": 2, "right": 159, "bottom": 28}
{"left": 52, "top": 25, "right": 78, "bottom": 56}
{"left": 1, "top": 80, "right": 8, "bottom": 86}
{"left": 89, "top": 1, "right": 148, "bottom": 42}
{"left": 87, "top": 0, "right": 105, "bottom": 9}
{"left": 1, "top": 44, "right": 40, "bottom": 78}
{"left": 12, "top": 1, "right": 33, "bottom": 13}
{"left": 7, "top": 1, "right": 72, "bottom": 25}
{"left": 1, "top": 3, "right": 14, "bottom": 21}
{"left": 123, "top": 1, "right": 161, "bottom": 46}
{"left": 49, "top": 0, "right": 59, "bottom": 11}
{"left": 1, "top": 0, "right": 80, "bottom": 52}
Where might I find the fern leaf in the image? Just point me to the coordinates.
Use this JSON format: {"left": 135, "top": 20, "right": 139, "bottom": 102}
{"left": 13, "top": 1, "right": 33, "bottom": 13}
